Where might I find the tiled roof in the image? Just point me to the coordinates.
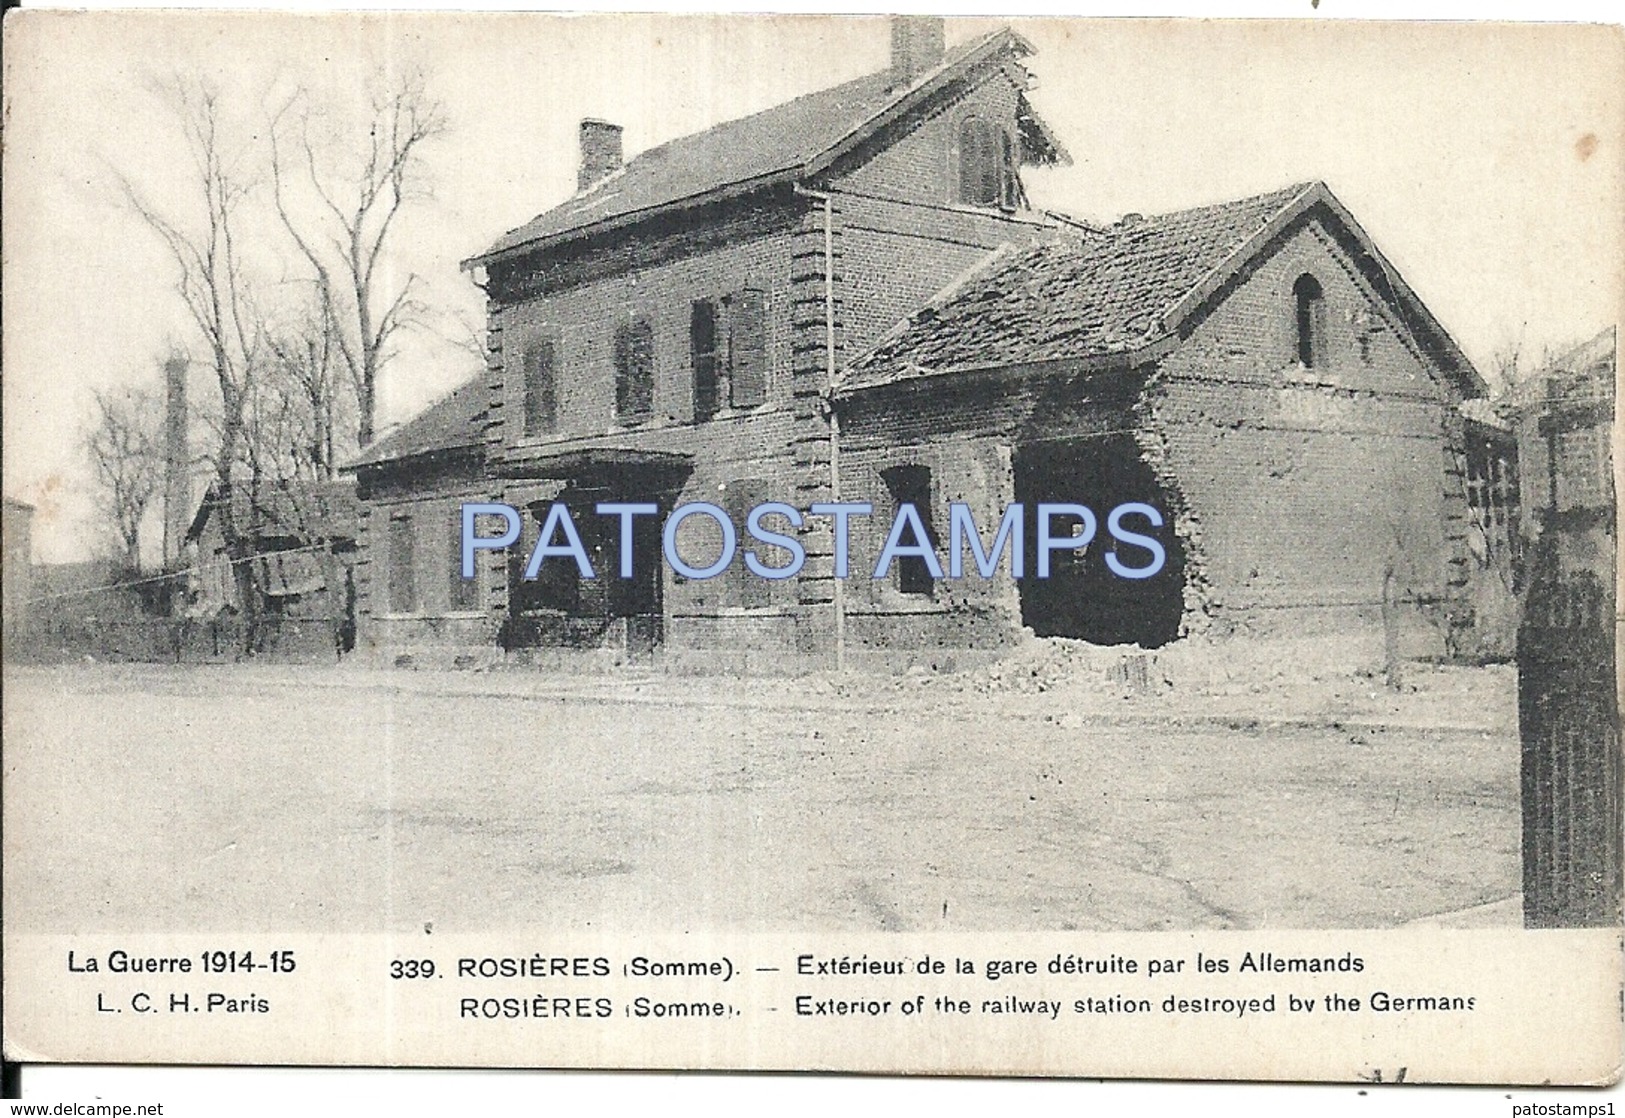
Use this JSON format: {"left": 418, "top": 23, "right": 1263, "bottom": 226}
{"left": 840, "top": 182, "right": 1317, "bottom": 392}
{"left": 349, "top": 379, "right": 486, "bottom": 469}
{"left": 468, "top": 27, "right": 1062, "bottom": 266}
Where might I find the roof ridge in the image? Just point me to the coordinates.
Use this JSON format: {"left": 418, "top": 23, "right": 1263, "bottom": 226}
{"left": 586, "top": 26, "right": 1011, "bottom": 187}
{"left": 1127, "top": 180, "right": 1319, "bottom": 228}
{"left": 469, "top": 26, "right": 1041, "bottom": 268}
{"left": 563, "top": 68, "right": 889, "bottom": 215}
{"left": 1141, "top": 181, "right": 1321, "bottom": 342}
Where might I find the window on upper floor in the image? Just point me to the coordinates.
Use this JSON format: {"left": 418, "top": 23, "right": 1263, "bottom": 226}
{"left": 521, "top": 336, "right": 558, "bottom": 438}
{"left": 691, "top": 289, "right": 768, "bottom": 420}
{"left": 958, "top": 116, "right": 1015, "bottom": 210}
{"left": 691, "top": 300, "right": 721, "bottom": 421}
{"left": 724, "top": 289, "right": 767, "bottom": 408}
{"left": 1294, "top": 273, "right": 1327, "bottom": 368}
{"left": 614, "top": 318, "right": 655, "bottom": 422}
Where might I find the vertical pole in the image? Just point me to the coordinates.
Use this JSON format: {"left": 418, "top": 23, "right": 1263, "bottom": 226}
{"left": 823, "top": 191, "right": 845, "bottom": 672}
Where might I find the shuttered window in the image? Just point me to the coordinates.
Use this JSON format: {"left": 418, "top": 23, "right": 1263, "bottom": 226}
{"left": 614, "top": 319, "right": 655, "bottom": 422}
{"left": 692, "top": 290, "right": 768, "bottom": 418}
{"left": 958, "top": 117, "right": 1015, "bottom": 209}
{"left": 959, "top": 117, "right": 999, "bottom": 207}
{"left": 725, "top": 288, "right": 767, "bottom": 408}
{"left": 522, "top": 337, "right": 557, "bottom": 437}
{"left": 999, "top": 131, "right": 1017, "bottom": 209}
{"left": 387, "top": 513, "right": 417, "bottom": 614}
{"left": 449, "top": 507, "right": 480, "bottom": 612}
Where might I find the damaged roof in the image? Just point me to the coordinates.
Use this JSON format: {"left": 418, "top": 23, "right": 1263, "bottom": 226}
{"left": 839, "top": 181, "right": 1482, "bottom": 398}
{"left": 466, "top": 26, "right": 1066, "bottom": 269}
{"left": 348, "top": 379, "right": 487, "bottom": 470}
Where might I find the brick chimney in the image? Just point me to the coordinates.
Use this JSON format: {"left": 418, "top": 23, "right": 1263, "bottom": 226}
{"left": 578, "top": 119, "right": 623, "bottom": 192}
{"left": 890, "top": 15, "right": 945, "bottom": 89}
{"left": 161, "top": 353, "right": 189, "bottom": 569}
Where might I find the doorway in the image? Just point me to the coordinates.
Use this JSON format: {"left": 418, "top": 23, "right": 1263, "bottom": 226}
{"left": 503, "top": 482, "right": 668, "bottom": 658}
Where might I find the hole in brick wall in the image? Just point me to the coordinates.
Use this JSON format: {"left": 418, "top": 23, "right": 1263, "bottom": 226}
{"left": 1013, "top": 435, "right": 1187, "bottom": 648}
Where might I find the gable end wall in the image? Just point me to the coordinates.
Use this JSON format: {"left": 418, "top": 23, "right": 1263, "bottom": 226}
{"left": 1147, "top": 217, "right": 1472, "bottom": 654}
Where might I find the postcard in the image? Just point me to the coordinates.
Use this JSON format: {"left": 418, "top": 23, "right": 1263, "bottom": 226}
{"left": 2, "top": 9, "right": 1620, "bottom": 1086}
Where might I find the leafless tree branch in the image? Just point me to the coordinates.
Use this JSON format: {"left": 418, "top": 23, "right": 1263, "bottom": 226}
{"left": 268, "top": 66, "right": 448, "bottom": 447}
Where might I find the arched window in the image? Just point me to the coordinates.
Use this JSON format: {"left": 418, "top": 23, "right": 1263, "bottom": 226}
{"left": 1294, "top": 273, "right": 1326, "bottom": 367}
{"left": 958, "top": 117, "right": 1013, "bottom": 208}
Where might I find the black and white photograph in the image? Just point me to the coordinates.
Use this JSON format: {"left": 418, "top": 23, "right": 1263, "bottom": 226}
{"left": 2, "top": 3, "right": 1620, "bottom": 1099}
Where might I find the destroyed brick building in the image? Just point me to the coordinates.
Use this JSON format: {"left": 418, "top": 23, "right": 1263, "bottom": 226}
{"left": 350, "top": 17, "right": 1492, "bottom": 673}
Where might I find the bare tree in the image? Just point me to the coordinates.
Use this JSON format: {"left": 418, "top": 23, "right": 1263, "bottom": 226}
{"left": 115, "top": 74, "right": 269, "bottom": 647}
{"left": 85, "top": 385, "right": 165, "bottom": 570}
{"left": 234, "top": 318, "right": 362, "bottom": 658}
{"left": 262, "top": 305, "right": 354, "bottom": 483}
{"left": 270, "top": 68, "right": 448, "bottom": 447}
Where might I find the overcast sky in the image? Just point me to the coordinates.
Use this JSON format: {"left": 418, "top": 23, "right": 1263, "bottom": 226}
{"left": 3, "top": 10, "right": 1621, "bottom": 563}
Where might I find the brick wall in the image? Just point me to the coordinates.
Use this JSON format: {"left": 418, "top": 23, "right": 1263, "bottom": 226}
{"left": 831, "top": 62, "right": 1054, "bottom": 355}
{"left": 834, "top": 60, "right": 1024, "bottom": 207}
{"left": 835, "top": 192, "right": 1051, "bottom": 357}
{"left": 354, "top": 455, "right": 495, "bottom": 662}
{"left": 466, "top": 90, "right": 1060, "bottom": 664}
{"left": 836, "top": 366, "right": 1140, "bottom": 652}
{"left": 829, "top": 216, "right": 1474, "bottom": 660}
{"left": 488, "top": 203, "right": 799, "bottom": 447}
{"left": 1150, "top": 217, "right": 1470, "bottom": 652}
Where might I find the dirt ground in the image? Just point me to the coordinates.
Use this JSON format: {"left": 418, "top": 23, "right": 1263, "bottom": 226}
{"left": 2, "top": 659, "right": 1521, "bottom": 934}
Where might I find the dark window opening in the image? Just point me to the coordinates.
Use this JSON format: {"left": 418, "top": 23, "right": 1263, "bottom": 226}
{"left": 1466, "top": 431, "right": 1523, "bottom": 581}
{"left": 691, "top": 300, "right": 721, "bottom": 421}
{"left": 449, "top": 507, "right": 480, "bottom": 612}
{"left": 386, "top": 514, "right": 417, "bottom": 614}
{"left": 503, "top": 484, "right": 671, "bottom": 657}
{"left": 1294, "top": 273, "right": 1326, "bottom": 368}
{"left": 509, "top": 502, "right": 581, "bottom": 617}
{"left": 614, "top": 318, "right": 655, "bottom": 422}
{"left": 522, "top": 337, "right": 557, "bottom": 437}
{"left": 958, "top": 117, "right": 1014, "bottom": 209}
{"left": 724, "top": 478, "right": 772, "bottom": 609}
{"left": 881, "top": 464, "right": 938, "bottom": 597}
{"left": 1014, "top": 436, "right": 1186, "bottom": 648}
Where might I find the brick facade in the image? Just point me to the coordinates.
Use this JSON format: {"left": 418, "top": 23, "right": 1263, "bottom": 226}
{"left": 351, "top": 22, "right": 1488, "bottom": 675}
{"left": 354, "top": 446, "right": 495, "bottom": 664}
{"left": 832, "top": 208, "right": 1479, "bottom": 669}
{"left": 353, "top": 25, "right": 1062, "bottom": 671}
{"left": 1148, "top": 217, "right": 1469, "bottom": 654}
